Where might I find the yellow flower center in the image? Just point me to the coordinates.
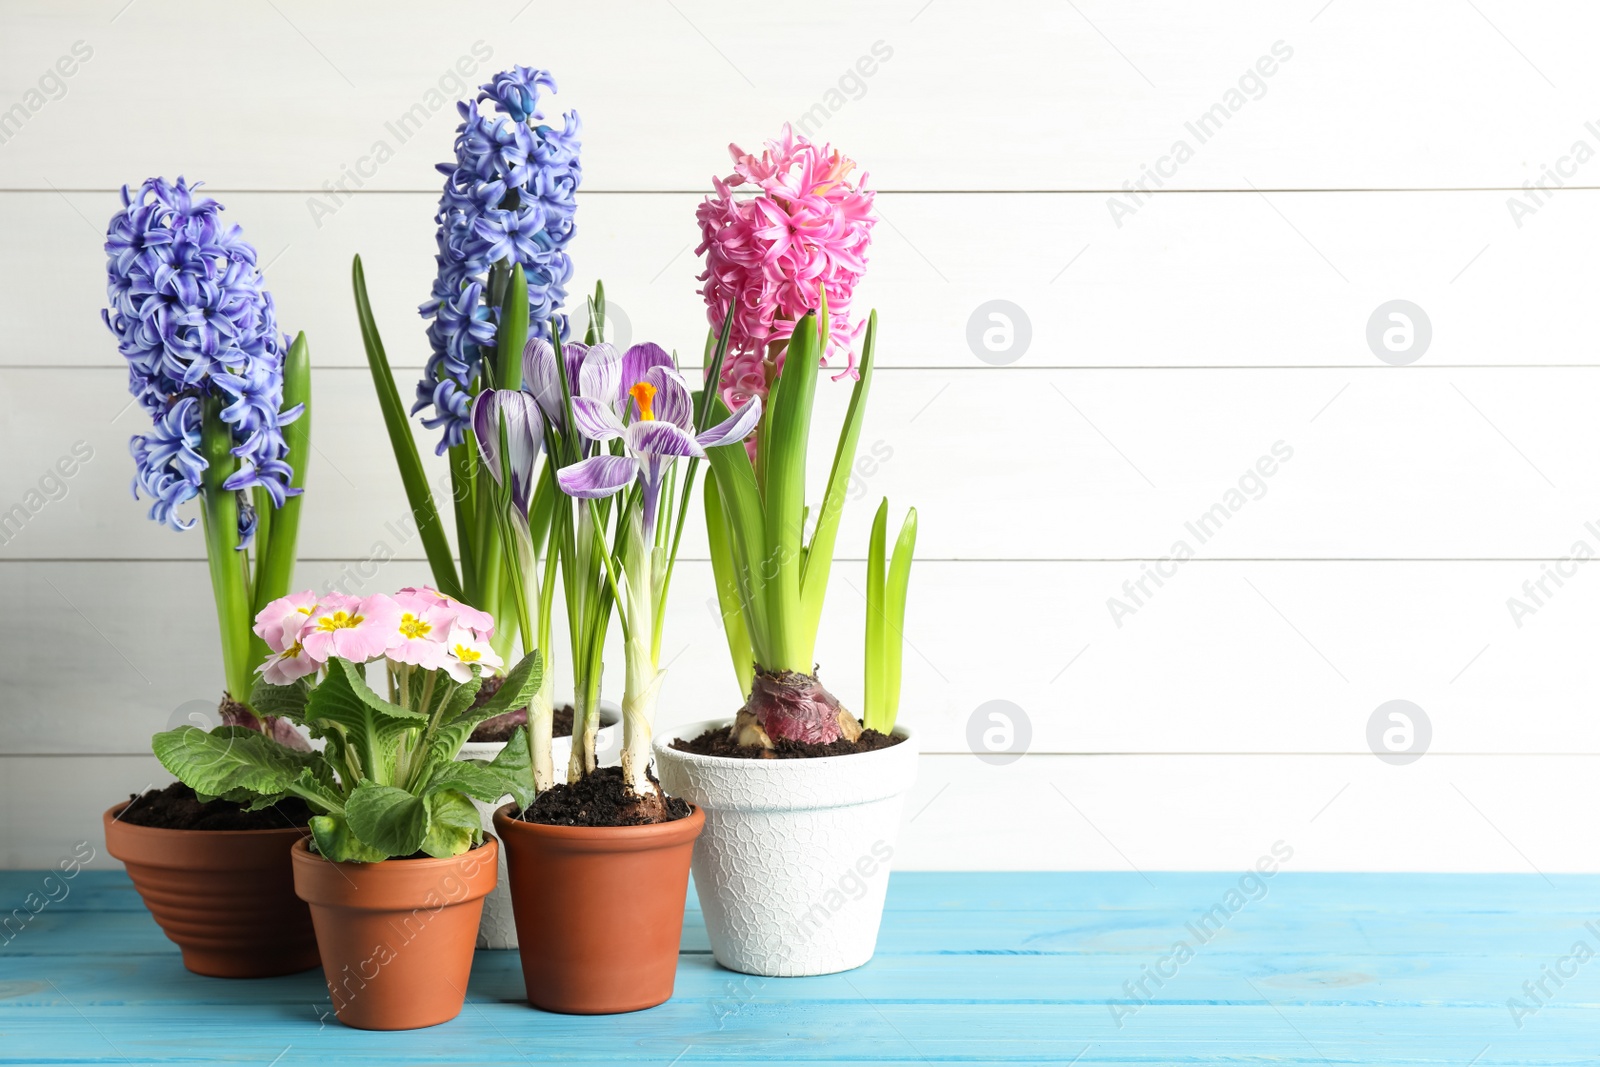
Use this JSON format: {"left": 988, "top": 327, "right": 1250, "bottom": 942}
{"left": 283, "top": 641, "right": 305, "bottom": 659}
{"left": 398, "top": 613, "right": 431, "bottom": 640}
{"left": 314, "top": 610, "right": 363, "bottom": 632}
{"left": 454, "top": 644, "right": 482, "bottom": 663}
{"left": 630, "top": 380, "right": 657, "bottom": 421}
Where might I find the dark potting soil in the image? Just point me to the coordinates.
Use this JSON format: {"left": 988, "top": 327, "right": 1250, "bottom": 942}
{"left": 466, "top": 676, "right": 576, "bottom": 743}
{"left": 672, "top": 724, "right": 905, "bottom": 760}
{"left": 515, "top": 766, "right": 691, "bottom": 827}
{"left": 117, "top": 781, "right": 313, "bottom": 831}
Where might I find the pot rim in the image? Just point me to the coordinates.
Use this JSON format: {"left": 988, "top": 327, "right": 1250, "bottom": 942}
{"left": 652, "top": 718, "right": 918, "bottom": 769}
{"left": 103, "top": 800, "right": 312, "bottom": 839}
{"left": 288, "top": 833, "right": 499, "bottom": 871}
{"left": 492, "top": 801, "right": 704, "bottom": 847}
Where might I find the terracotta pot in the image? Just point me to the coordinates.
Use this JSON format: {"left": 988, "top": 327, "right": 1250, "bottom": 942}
{"left": 102, "top": 802, "right": 318, "bottom": 978}
{"left": 457, "top": 700, "right": 622, "bottom": 950}
{"left": 494, "top": 802, "right": 702, "bottom": 1014}
{"left": 654, "top": 720, "right": 918, "bottom": 977}
{"left": 290, "top": 836, "right": 498, "bottom": 1030}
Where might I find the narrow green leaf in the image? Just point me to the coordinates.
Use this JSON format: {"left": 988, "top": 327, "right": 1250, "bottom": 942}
{"left": 702, "top": 419, "right": 774, "bottom": 666}
{"left": 881, "top": 506, "right": 918, "bottom": 734}
{"left": 863, "top": 499, "right": 889, "bottom": 732}
{"left": 352, "top": 255, "right": 463, "bottom": 601}
{"left": 705, "top": 475, "right": 754, "bottom": 697}
{"left": 199, "top": 396, "right": 252, "bottom": 703}
{"left": 498, "top": 262, "right": 528, "bottom": 391}
{"left": 760, "top": 300, "right": 826, "bottom": 670}
{"left": 800, "top": 310, "right": 876, "bottom": 659}
{"left": 250, "top": 330, "right": 311, "bottom": 666}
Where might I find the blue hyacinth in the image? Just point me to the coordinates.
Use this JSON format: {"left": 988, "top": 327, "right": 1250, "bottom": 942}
{"left": 414, "top": 66, "right": 582, "bottom": 453}
{"left": 103, "top": 177, "right": 302, "bottom": 542}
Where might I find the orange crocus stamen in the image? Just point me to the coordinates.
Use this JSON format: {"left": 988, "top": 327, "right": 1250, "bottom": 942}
{"left": 630, "top": 380, "right": 657, "bottom": 421}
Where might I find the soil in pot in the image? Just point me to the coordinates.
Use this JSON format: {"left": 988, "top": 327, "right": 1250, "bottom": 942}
{"left": 118, "top": 782, "right": 313, "bottom": 830}
{"left": 515, "top": 766, "right": 691, "bottom": 826}
{"left": 671, "top": 723, "right": 904, "bottom": 760}
{"left": 291, "top": 837, "right": 498, "bottom": 1030}
{"left": 466, "top": 677, "right": 576, "bottom": 743}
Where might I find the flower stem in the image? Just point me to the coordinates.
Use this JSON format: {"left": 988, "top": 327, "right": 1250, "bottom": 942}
{"left": 198, "top": 395, "right": 252, "bottom": 706}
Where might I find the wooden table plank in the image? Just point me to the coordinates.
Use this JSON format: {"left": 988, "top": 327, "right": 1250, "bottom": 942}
{"left": 0, "top": 872, "right": 1592, "bottom": 1064}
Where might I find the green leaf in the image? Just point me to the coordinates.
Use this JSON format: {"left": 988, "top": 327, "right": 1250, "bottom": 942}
{"left": 198, "top": 395, "right": 252, "bottom": 704}
{"left": 310, "top": 813, "right": 389, "bottom": 863}
{"left": 760, "top": 301, "right": 827, "bottom": 670}
{"left": 881, "top": 506, "right": 918, "bottom": 734}
{"left": 345, "top": 782, "right": 429, "bottom": 858}
{"left": 420, "top": 790, "right": 482, "bottom": 858}
{"left": 424, "top": 726, "right": 533, "bottom": 809}
{"left": 249, "top": 330, "right": 312, "bottom": 673}
{"left": 152, "top": 725, "right": 339, "bottom": 811}
{"left": 498, "top": 262, "right": 528, "bottom": 391}
{"left": 863, "top": 498, "right": 889, "bottom": 732}
{"left": 704, "top": 475, "right": 754, "bottom": 697}
{"left": 476, "top": 650, "right": 543, "bottom": 721}
{"left": 247, "top": 676, "right": 312, "bottom": 721}
{"left": 800, "top": 310, "right": 876, "bottom": 660}
{"left": 352, "top": 255, "right": 463, "bottom": 601}
{"left": 701, "top": 417, "right": 773, "bottom": 665}
{"left": 304, "top": 658, "right": 426, "bottom": 786}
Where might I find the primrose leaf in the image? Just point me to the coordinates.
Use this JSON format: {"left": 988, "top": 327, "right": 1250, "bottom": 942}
{"left": 345, "top": 782, "right": 430, "bottom": 859}
{"left": 427, "top": 651, "right": 543, "bottom": 769}
{"left": 310, "top": 813, "right": 389, "bottom": 864}
{"left": 248, "top": 676, "right": 313, "bottom": 722}
{"left": 420, "top": 790, "right": 482, "bottom": 858}
{"left": 152, "top": 725, "right": 333, "bottom": 809}
{"left": 422, "top": 728, "right": 533, "bottom": 810}
{"left": 305, "top": 658, "right": 426, "bottom": 786}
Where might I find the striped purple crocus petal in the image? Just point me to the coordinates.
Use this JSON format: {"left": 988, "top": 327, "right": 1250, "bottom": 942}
{"left": 570, "top": 395, "right": 625, "bottom": 442}
{"left": 696, "top": 396, "right": 762, "bottom": 449}
{"left": 577, "top": 342, "right": 621, "bottom": 405}
{"left": 471, "top": 389, "right": 503, "bottom": 483}
{"left": 620, "top": 342, "right": 674, "bottom": 406}
{"left": 521, "top": 337, "right": 564, "bottom": 429}
{"left": 627, "top": 418, "right": 702, "bottom": 460}
{"left": 499, "top": 391, "right": 545, "bottom": 514}
{"left": 556, "top": 453, "right": 639, "bottom": 499}
{"left": 642, "top": 365, "right": 694, "bottom": 429}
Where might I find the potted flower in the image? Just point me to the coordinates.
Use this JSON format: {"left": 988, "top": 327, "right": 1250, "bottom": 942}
{"left": 98, "top": 177, "right": 320, "bottom": 979}
{"left": 152, "top": 588, "right": 539, "bottom": 1029}
{"left": 653, "top": 129, "right": 921, "bottom": 977}
{"left": 471, "top": 299, "right": 759, "bottom": 1011}
{"left": 349, "top": 68, "right": 616, "bottom": 945}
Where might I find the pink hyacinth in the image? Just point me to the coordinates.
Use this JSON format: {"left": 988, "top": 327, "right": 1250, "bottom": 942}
{"left": 695, "top": 125, "right": 876, "bottom": 413}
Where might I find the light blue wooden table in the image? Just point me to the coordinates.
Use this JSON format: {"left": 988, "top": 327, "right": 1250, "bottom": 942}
{"left": 0, "top": 870, "right": 1590, "bottom": 1064}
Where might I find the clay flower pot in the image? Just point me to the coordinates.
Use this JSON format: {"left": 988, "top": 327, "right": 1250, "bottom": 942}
{"left": 290, "top": 836, "right": 498, "bottom": 1030}
{"left": 654, "top": 720, "right": 918, "bottom": 977}
{"left": 457, "top": 701, "right": 621, "bottom": 950}
{"left": 493, "top": 802, "right": 702, "bottom": 1013}
{"left": 102, "top": 802, "right": 318, "bottom": 978}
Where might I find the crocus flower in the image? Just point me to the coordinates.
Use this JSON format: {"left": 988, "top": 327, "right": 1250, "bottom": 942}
{"left": 694, "top": 125, "right": 876, "bottom": 413}
{"left": 557, "top": 349, "right": 762, "bottom": 535}
{"left": 443, "top": 626, "right": 505, "bottom": 683}
{"left": 471, "top": 388, "right": 544, "bottom": 515}
{"left": 253, "top": 590, "right": 319, "bottom": 654}
{"left": 104, "top": 177, "right": 303, "bottom": 540}
{"left": 521, "top": 336, "right": 587, "bottom": 432}
{"left": 299, "top": 593, "right": 402, "bottom": 663}
{"left": 414, "top": 68, "right": 582, "bottom": 454}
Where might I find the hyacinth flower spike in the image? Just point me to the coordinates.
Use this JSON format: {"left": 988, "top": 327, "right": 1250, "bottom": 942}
{"left": 104, "top": 177, "right": 312, "bottom": 747}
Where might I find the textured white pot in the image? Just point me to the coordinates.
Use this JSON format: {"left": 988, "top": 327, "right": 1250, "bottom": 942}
{"left": 457, "top": 701, "right": 621, "bottom": 950}
{"left": 654, "top": 718, "right": 918, "bottom": 977}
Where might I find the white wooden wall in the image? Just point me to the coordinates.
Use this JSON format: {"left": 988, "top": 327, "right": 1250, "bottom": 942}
{"left": 3, "top": 0, "right": 1597, "bottom": 873}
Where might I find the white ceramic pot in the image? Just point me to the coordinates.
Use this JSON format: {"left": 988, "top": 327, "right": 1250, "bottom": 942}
{"left": 457, "top": 701, "right": 621, "bottom": 950}
{"left": 654, "top": 718, "right": 918, "bottom": 977}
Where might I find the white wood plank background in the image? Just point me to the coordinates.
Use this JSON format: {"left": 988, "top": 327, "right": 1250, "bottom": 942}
{"left": 2, "top": 0, "right": 1595, "bottom": 869}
